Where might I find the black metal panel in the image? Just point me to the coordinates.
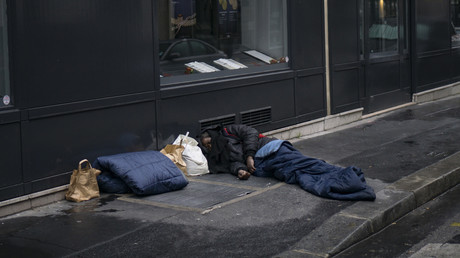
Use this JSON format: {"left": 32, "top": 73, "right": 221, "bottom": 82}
{"left": 158, "top": 79, "right": 295, "bottom": 147}
{"left": 328, "top": 0, "right": 360, "bottom": 64}
{"left": 295, "top": 67, "right": 325, "bottom": 77}
{"left": 400, "top": 57, "right": 411, "bottom": 89}
{"left": 0, "top": 109, "right": 20, "bottom": 125}
{"left": 27, "top": 92, "right": 157, "bottom": 120}
{"left": 367, "top": 88, "right": 411, "bottom": 113}
{"left": 289, "top": 0, "right": 324, "bottom": 69}
{"left": 328, "top": 0, "right": 363, "bottom": 114}
{"left": 368, "top": 60, "right": 401, "bottom": 96}
{"left": 413, "top": 1, "right": 457, "bottom": 92}
{"left": 160, "top": 70, "right": 294, "bottom": 98}
{"left": 416, "top": 0, "right": 450, "bottom": 53}
{"left": 0, "top": 184, "right": 23, "bottom": 202}
{"left": 0, "top": 119, "right": 23, "bottom": 201}
{"left": 22, "top": 102, "right": 156, "bottom": 190}
{"left": 10, "top": 0, "right": 155, "bottom": 108}
{"left": 452, "top": 48, "right": 460, "bottom": 79}
{"left": 0, "top": 110, "right": 23, "bottom": 201}
{"left": 331, "top": 68, "right": 361, "bottom": 109}
{"left": 295, "top": 74, "right": 326, "bottom": 116}
{"left": 0, "top": 123, "right": 22, "bottom": 190}
{"left": 416, "top": 52, "right": 452, "bottom": 91}
{"left": 365, "top": 57, "right": 411, "bottom": 113}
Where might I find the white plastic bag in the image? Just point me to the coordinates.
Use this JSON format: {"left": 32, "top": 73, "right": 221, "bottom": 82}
{"left": 173, "top": 133, "right": 209, "bottom": 176}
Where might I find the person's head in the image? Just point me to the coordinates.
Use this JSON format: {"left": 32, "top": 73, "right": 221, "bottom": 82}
{"left": 200, "top": 131, "right": 212, "bottom": 151}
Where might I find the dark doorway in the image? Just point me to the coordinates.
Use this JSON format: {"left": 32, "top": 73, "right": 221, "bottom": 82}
{"left": 328, "top": 0, "right": 411, "bottom": 114}
{"left": 362, "top": 0, "right": 412, "bottom": 113}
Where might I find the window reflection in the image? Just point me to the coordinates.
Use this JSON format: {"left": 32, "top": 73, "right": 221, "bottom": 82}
{"left": 158, "top": 0, "right": 288, "bottom": 78}
{"left": 369, "top": 0, "right": 398, "bottom": 55}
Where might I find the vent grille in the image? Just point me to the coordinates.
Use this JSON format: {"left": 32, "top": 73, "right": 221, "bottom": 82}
{"left": 241, "top": 106, "right": 272, "bottom": 126}
{"left": 199, "top": 114, "right": 236, "bottom": 131}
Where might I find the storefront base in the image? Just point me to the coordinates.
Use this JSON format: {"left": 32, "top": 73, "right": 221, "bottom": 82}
{"left": 0, "top": 185, "right": 67, "bottom": 218}
{"left": 264, "top": 108, "right": 364, "bottom": 140}
{"left": 412, "top": 82, "right": 460, "bottom": 103}
{"left": 1, "top": 83, "right": 460, "bottom": 218}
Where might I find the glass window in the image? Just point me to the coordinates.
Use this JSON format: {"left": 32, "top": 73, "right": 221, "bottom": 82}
{"left": 190, "top": 40, "right": 215, "bottom": 55}
{"left": 167, "top": 41, "right": 190, "bottom": 59}
{"left": 0, "top": 0, "right": 10, "bottom": 107}
{"left": 368, "top": 0, "right": 399, "bottom": 55}
{"left": 452, "top": 0, "right": 460, "bottom": 48}
{"left": 158, "top": 0, "right": 288, "bottom": 81}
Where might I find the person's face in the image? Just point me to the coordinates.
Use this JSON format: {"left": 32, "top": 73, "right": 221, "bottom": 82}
{"left": 201, "top": 137, "right": 212, "bottom": 151}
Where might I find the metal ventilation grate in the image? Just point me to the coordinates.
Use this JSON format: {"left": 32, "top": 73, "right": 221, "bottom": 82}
{"left": 199, "top": 114, "right": 236, "bottom": 131}
{"left": 240, "top": 106, "right": 272, "bottom": 127}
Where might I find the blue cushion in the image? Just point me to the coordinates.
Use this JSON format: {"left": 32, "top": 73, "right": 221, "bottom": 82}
{"left": 93, "top": 151, "right": 188, "bottom": 195}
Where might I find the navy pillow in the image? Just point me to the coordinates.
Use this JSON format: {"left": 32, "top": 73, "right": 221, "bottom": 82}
{"left": 94, "top": 151, "right": 188, "bottom": 195}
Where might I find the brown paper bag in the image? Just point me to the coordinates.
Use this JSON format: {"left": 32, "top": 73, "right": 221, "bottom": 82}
{"left": 65, "top": 159, "right": 101, "bottom": 202}
{"left": 160, "top": 144, "right": 187, "bottom": 175}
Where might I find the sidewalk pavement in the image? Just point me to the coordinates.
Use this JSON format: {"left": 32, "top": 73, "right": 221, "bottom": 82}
{"left": 1, "top": 95, "right": 459, "bottom": 257}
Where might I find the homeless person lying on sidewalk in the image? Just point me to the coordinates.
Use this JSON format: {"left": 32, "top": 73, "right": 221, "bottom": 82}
{"left": 199, "top": 124, "right": 376, "bottom": 201}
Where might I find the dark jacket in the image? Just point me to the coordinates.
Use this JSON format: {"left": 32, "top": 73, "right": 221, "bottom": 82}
{"left": 201, "top": 124, "right": 274, "bottom": 176}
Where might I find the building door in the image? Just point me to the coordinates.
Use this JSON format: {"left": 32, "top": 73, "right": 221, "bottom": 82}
{"left": 328, "top": 0, "right": 411, "bottom": 114}
{"left": 362, "top": 0, "right": 411, "bottom": 112}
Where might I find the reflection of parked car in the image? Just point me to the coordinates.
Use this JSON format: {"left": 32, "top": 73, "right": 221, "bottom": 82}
{"left": 159, "top": 38, "right": 227, "bottom": 76}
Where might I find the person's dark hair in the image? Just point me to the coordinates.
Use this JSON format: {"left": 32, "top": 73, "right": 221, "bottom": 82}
{"left": 200, "top": 131, "right": 210, "bottom": 143}
{"left": 199, "top": 129, "right": 230, "bottom": 174}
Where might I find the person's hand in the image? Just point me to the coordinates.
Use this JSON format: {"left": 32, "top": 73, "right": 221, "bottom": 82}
{"left": 246, "top": 156, "right": 255, "bottom": 174}
{"left": 238, "top": 169, "right": 251, "bottom": 180}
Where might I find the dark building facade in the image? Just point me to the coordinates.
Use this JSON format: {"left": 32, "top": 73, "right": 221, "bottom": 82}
{"left": 0, "top": 0, "right": 459, "bottom": 202}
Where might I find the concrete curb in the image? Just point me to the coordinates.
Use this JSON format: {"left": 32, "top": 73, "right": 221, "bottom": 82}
{"left": 280, "top": 151, "right": 460, "bottom": 257}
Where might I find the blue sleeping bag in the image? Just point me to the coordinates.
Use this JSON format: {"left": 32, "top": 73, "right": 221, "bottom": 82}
{"left": 254, "top": 140, "right": 376, "bottom": 201}
{"left": 93, "top": 151, "right": 188, "bottom": 196}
